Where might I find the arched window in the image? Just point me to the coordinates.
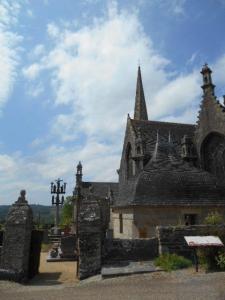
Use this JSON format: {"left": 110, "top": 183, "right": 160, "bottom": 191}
{"left": 137, "top": 146, "right": 141, "bottom": 154}
{"left": 201, "top": 132, "right": 225, "bottom": 184}
{"left": 126, "top": 143, "right": 133, "bottom": 179}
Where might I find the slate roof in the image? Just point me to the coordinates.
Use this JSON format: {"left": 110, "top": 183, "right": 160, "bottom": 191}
{"left": 81, "top": 181, "right": 118, "bottom": 200}
{"left": 115, "top": 120, "right": 225, "bottom": 207}
{"left": 130, "top": 119, "right": 196, "bottom": 156}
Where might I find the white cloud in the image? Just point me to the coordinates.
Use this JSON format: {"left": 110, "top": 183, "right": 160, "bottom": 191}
{"left": 33, "top": 44, "right": 45, "bottom": 57}
{"left": 9, "top": 0, "right": 224, "bottom": 206}
{"left": 51, "top": 114, "right": 79, "bottom": 142}
{"left": 0, "top": 1, "right": 20, "bottom": 28}
{"left": 0, "top": 0, "right": 22, "bottom": 112}
{"left": 212, "top": 54, "right": 225, "bottom": 86}
{"left": 0, "top": 137, "right": 120, "bottom": 205}
{"left": 27, "top": 82, "right": 44, "bottom": 98}
{"left": 150, "top": 71, "right": 201, "bottom": 122}
{"left": 23, "top": 63, "right": 42, "bottom": 80}
{"left": 47, "top": 23, "right": 60, "bottom": 38}
{"left": 187, "top": 52, "right": 198, "bottom": 66}
{"left": 28, "top": 3, "right": 171, "bottom": 142}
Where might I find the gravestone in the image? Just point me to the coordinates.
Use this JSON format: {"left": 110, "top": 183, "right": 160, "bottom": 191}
{"left": 77, "top": 189, "right": 102, "bottom": 280}
{"left": 60, "top": 234, "right": 76, "bottom": 259}
{"left": 1, "top": 190, "right": 33, "bottom": 282}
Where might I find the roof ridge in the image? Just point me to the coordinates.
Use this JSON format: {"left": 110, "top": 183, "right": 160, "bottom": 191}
{"left": 130, "top": 118, "right": 196, "bottom": 127}
{"left": 82, "top": 181, "right": 118, "bottom": 184}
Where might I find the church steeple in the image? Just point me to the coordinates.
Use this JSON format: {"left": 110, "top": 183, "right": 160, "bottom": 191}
{"left": 134, "top": 66, "right": 148, "bottom": 120}
{"left": 201, "top": 63, "right": 215, "bottom": 96}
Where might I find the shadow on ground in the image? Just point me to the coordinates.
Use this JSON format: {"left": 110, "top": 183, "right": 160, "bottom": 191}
{"left": 29, "top": 272, "right": 62, "bottom": 286}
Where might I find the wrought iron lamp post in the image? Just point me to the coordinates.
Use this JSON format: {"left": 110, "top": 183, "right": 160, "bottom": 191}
{"left": 50, "top": 178, "right": 66, "bottom": 234}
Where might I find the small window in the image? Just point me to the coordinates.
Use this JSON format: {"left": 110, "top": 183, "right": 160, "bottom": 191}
{"left": 204, "top": 76, "right": 208, "bottom": 83}
{"left": 119, "top": 213, "right": 123, "bottom": 233}
{"left": 184, "top": 214, "right": 197, "bottom": 226}
{"left": 137, "top": 146, "right": 141, "bottom": 154}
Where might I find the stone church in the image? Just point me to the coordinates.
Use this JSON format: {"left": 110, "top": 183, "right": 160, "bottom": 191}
{"left": 77, "top": 64, "right": 225, "bottom": 239}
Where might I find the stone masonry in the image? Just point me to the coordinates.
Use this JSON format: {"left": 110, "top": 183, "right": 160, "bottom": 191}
{"left": 157, "top": 225, "right": 225, "bottom": 259}
{"left": 1, "top": 190, "right": 33, "bottom": 282}
{"left": 77, "top": 190, "right": 102, "bottom": 280}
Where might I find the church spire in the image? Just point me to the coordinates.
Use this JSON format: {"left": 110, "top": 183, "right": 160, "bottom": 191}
{"left": 134, "top": 66, "right": 148, "bottom": 120}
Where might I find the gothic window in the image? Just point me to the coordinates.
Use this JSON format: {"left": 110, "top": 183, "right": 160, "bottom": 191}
{"left": 137, "top": 146, "right": 141, "bottom": 154}
{"left": 204, "top": 76, "right": 208, "bottom": 84}
{"left": 201, "top": 132, "right": 225, "bottom": 184}
{"left": 126, "top": 143, "right": 133, "bottom": 179}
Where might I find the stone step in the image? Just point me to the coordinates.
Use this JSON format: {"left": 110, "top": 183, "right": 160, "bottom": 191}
{"left": 101, "top": 261, "right": 162, "bottom": 279}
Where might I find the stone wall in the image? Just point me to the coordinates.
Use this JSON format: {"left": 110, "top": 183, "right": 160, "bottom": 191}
{"left": 112, "top": 209, "right": 135, "bottom": 239}
{"left": 103, "top": 238, "right": 158, "bottom": 263}
{"left": 157, "top": 225, "right": 225, "bottom": 259}
{"left": 113, "top": 207, "right": 225, "bottom": 239}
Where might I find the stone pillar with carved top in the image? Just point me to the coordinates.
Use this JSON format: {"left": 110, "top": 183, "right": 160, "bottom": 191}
{"left": 77, "top": 186, "right": 102, "bottom": 280}
{"left": 1, "top": 190, "right": 33, "bottom": 282}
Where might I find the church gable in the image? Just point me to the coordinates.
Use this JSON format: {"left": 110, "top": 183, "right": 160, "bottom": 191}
{"left": 195, "top": 64, "right": 225, "bottom": 183}
{"left": 118, "top": 115, "right": 137, "bottom": 182}
{"left": 115, "top": 64, "right": 225, "bottom": 208}
{"left": 131, "top": 119, "right": 196, "bottom": 160}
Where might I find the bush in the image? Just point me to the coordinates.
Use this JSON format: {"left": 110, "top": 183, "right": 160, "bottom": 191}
{"left": 60, "top": 196, "right": 73, "bottom": 227}
{"left": 154, "top": 253, "right": 192, "bottom": 271}
{"left": 204, "top": 212, "right": 224, "bottom": 225}
{"left": 216, "top": 250, "right": 225, "bottom": 270}
{"left": 197, "top": 247, "right": 225, "bottom": 271}
{"left": 197, "top": 247, "right": 220, "bottom": 271}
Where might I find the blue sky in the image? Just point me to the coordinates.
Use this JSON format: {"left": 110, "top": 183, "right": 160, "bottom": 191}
{"left": 1, "top": 0, "right": 225, "bottom": 205}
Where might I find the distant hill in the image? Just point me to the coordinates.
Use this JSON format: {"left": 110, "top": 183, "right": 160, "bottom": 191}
{"left": 0, "top": 204, "right": 54, "bottom": 224}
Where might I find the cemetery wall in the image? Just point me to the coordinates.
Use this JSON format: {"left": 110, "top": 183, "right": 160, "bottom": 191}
{"left": 157, "top": 225, "right": 225, "bottom": 259}
{"left": 103, "top": 237, "right": 158, "bottom": 262}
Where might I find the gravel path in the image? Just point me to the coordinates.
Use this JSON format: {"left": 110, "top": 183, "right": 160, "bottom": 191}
{"left": 0, "top": 253, "right": 225, "bottom": 299}
{"left": 0, "top": 266, "right": 225, "bottom": 300}
{"left": 31, "top": 252, "right": 78, "bottom": 284}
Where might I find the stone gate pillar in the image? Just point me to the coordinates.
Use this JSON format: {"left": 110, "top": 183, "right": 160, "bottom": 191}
{"left": 1, "top": 190, "right": 33, "bottom": 282}
{"left": 77, "top": 190, "right": 102, "bottom": 280}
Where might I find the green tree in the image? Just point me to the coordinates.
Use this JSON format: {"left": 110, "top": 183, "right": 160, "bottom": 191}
{"left": 60, "top": 196, "right": 73, "bottom": 227}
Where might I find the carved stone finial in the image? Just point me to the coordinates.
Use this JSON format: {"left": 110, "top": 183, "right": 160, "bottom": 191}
{"left": 16, "top": 189, "right": 28, "bottom": 204}
{"left": 77, "top": 161, "right": 82, "bottom": 174}
{"left": 201, "top": 63, "right": 215, "bottom": 96}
